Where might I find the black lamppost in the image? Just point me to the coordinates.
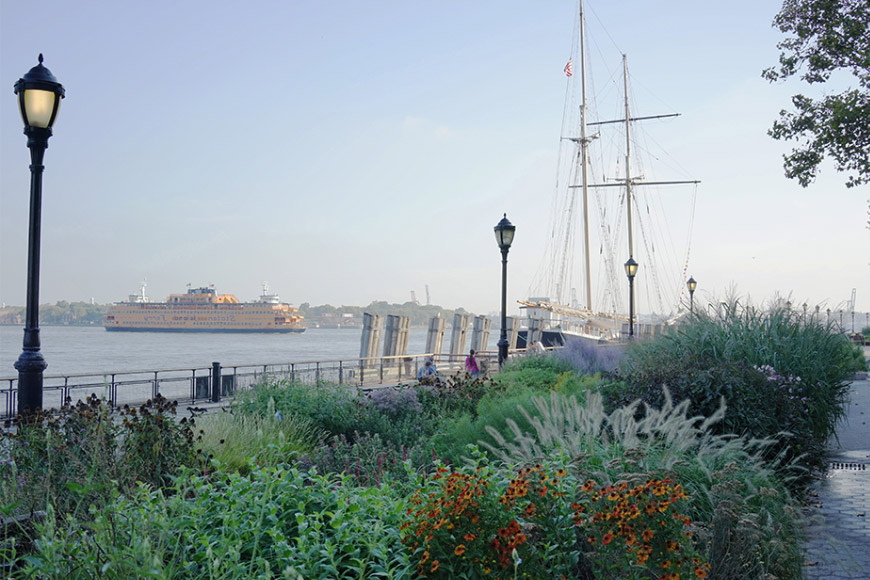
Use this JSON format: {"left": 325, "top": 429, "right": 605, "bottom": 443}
{"left": 12, "top": 54, "right": 64, "bottom": 418}
{"left": 494, "top": 214, "right": 515, "bottom": 369}
{"left": 624, "top": 257, "right": 638, "bottom": 339}
{"left": 686, "top": 276, "right": 697, "bottom": 313}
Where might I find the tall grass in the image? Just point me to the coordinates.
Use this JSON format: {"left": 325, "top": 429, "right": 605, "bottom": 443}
{"left": 483, "top": 389, "right": 806, "bottom": 580}
{"left": 195, "top": 402, "right": 323, "bottom": 474}
{"left": 611, "top": 298, "right": 862, "bottom": 467}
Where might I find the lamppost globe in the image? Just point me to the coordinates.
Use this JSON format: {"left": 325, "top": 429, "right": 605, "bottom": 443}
{"left": 13, "top": 54, "right": 64, "bottom": 419}
{"left": 494, "top": 214, "right": 516, "bottom": 250}
{"left": 624, "top": 257, "right": 638, "bottom": 339}
{"left": 494, "top": 214, "right": 515, "bottom": 369}
{"left": 686, "top": 276, "right": 697, "bottom": 313}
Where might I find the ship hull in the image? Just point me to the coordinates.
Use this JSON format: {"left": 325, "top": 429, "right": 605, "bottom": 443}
{"left": 105, "top": 326, "right": 305, "bottom": 333}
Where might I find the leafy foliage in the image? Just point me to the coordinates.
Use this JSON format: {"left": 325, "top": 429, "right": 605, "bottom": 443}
{"left": 20, "top": 466, "right": 414, "bottom": 579}
{"left": 763, "top": 0, "right": 870, "bottom": 187}
{"left": 611, "top": 300, "right": 860, "bottom": 468}
{"left": 1, "top": 394, "right": 201, "bottom": 520}
{"left": 483, "top": 390, "right": 806, "bottom": 580}
{"left": 195, "top": 404, "right": 322, "bottom": 474}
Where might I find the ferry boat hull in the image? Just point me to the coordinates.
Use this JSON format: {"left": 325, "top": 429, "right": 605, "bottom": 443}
{"left": 104, "top": 326, "right": 306, "bottom": 333}
{"left": 104, "top": 285, "right": 306, "bottom": 333}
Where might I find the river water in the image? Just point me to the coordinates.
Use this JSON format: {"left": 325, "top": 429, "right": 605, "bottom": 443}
{"left": 0, "top": 325, "right": 430, "bottom": 379}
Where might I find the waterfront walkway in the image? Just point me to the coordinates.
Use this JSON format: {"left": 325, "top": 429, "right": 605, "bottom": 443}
{"left": 804, "top": 348, "right": 870, "bottom": 579}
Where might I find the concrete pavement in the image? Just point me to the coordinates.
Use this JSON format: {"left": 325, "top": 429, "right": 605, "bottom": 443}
{"left": 804, "top": 349, "right": 870, "bottom": 579}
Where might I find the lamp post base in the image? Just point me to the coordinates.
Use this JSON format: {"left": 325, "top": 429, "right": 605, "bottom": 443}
{"left": 15, "top": 348, "right": 47, "bottom": 417}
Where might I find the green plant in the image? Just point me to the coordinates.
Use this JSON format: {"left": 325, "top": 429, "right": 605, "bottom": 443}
{"left": 1, "top": 395, "right": 117, "bottom": 520}
{"left": 430, "top": 374, "right": 597, "bottom": 465}
{"left": 21, "top": 466, "right": 415, "bottom": 579}
{"left": 195, "top": 404, "right": 322, "bottom": 474}
{"left": 574, "top": 478, "right": 710, "bottom": 579}
{"left": 235, "top": 379, "right": 360, "bottom": 439}
{"left": 613, "top": 299, "right": 859, "bottom": 468}
{"left": 482, "top": 390, "right": 806, "bottom": 580}
{"left": 117, "top": 395, "right": 201, "bottom": 490}
{"left": 401, "top": 449, "right": 582, "bottom": 579}
{"left": 0, "top": 394, "right": 200, "bottom": 521}
{"left": 307, "top": 431, "right": 432, "bottom": 492}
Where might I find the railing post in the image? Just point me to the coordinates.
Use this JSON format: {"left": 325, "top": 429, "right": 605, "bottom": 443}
{"left": 152, "top": 371, "right": 159, "bottom": 399}
{"left": 315, "top": 362, "right": 321, "bottom": 385}
{"left": 6, "top": 379, "right": 14, "bottom": 419}
{"left": 212, "top": 362, "right": 221, "bottom": 403}
{"left": 110, "top": 374, "right": 117, "bottom": 408}
{"left": 338, "top": 361, "right": 343, "bottom": 385}
{"left": 190, "top": 369, "right": 197, "bottom": 400}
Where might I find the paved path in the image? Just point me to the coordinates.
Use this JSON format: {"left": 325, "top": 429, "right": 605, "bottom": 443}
{"left": 805, "top": 351, "right": 870, "bottom": 579}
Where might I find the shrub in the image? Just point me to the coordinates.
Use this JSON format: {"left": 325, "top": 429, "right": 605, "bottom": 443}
{"left": 355, "top": 386, "right": 432, "bottom": 446}
{"left": 613, "top": 299, "right": 860, "bottom": 468}
{"left": 234, "top": 379, "right": 360, "bottom": 439}
{"left": 305, "top": 431, "right": 433, "bottom": 492}
{"left": 20, "top": 466, "right": 415, "bottom": 579}
{"left": 555, "top": 338, "right": 625, "bottom": 376}
{"left": 430, "top": 374, "right": 599, "bottom": 465}
{"left": 402, "top": 450, "right": 582, "bottom": 578}
{"left": 401, "top": 447, "right": 708, "bottom": 579}
{"left": 0, "top": 394, "right": 200, "bottom": 520}
{"left": 195, "top": 403, "right": 322, "bottom": 474}
{"left": 482, "top": 390, "right": 805, "bottom": 580}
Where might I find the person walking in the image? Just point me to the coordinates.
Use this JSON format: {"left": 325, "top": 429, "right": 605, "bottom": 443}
{"left": 466, "top": 349, "right": 480, "bottom": 377}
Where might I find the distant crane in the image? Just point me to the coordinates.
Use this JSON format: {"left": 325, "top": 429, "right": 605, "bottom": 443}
{"left": 425, "top": 285, "right": 431, "bottom": 306}
{"left": 849, "top": 288, "right": 857, "bottom": 332}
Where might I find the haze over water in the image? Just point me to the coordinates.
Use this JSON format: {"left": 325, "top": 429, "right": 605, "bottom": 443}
{"left": 0, "top": 326, "right": 430, "bottom": 378}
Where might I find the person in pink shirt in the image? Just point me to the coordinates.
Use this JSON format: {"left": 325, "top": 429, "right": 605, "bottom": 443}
{"left": 465, "top": 349, "right": 480, "bottom": 377}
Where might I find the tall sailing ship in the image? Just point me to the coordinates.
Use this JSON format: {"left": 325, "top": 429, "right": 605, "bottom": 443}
{"left": 524, "top": 0, "right": 700, "bottom": 344}
{"left": 104, "top": 282, "right": 306, "bottom": 333}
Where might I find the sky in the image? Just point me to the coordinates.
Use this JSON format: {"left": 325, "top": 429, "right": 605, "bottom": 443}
{"left": 1, "top": 0, "right": 867, "bottom": 320}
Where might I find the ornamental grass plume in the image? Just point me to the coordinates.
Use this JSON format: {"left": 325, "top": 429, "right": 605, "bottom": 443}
{"left": 481, "top": 389, "right": 806, "bottom": 579}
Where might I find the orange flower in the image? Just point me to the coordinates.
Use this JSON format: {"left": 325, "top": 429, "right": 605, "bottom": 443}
{"left": 556, "top": 469, "right": 567, "bottom": 477}
{"left": 582, "top": 479, "right": 596, "bottom": 493}
{"left": 642, "top": 528, "right": 654, "bottom": 542}
{"left": 454, "top": 544, "right": 466, "bottom": 556}
{"left": 430, "top": 560, "right": 440, "bottom": 573}
{"left": 463, "top": 533, "right": 476, "bottom": 542}
{"left": 695, "top": 566, "right": 708, "bottom": 578}
{"left": 601, "top": 532, "right": 614, "bottom": 545}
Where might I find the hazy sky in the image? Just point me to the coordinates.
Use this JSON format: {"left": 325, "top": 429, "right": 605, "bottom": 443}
{"left": 1, "top": 0, "right": 867, "bottom": 317}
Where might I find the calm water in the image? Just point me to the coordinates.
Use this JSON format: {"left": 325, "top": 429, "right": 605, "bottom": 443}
{"left": 0, "top": 325, "right": 430, "bottom": 379}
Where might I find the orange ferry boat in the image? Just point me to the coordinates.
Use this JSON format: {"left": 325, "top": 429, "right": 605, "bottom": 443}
{"left": 104, "top": 283, "right": 305, "bottom": 333}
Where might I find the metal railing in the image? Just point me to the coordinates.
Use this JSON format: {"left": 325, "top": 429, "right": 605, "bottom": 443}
{"left": 0, "top": 351, "right": 501, "bottom": 420}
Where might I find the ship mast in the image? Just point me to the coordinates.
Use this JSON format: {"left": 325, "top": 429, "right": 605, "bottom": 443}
{"left": 572, "top": 56, "right": 700, "bottom": 317}
{"left": 622, "top": 55, "right": 635, "bottom": 260}
{"left": 579, "top": 0, "right": 592, "bottom": 311}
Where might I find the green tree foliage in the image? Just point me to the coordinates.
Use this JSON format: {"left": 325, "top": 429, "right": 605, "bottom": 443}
{"left": 763, "top": 0, "right": 869, "bottom": 188}
{"left": 298, "top": 300, "right": 470, "bottom": 326}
